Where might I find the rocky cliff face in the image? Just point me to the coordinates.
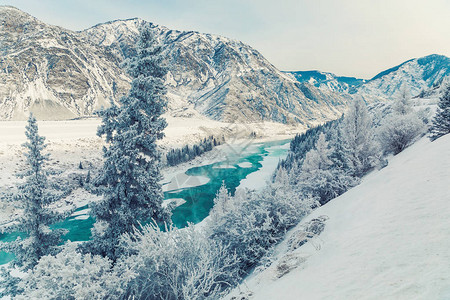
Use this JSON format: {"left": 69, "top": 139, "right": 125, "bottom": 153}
{"left": 0, "top": 6, "right": 350, "bottom": 124}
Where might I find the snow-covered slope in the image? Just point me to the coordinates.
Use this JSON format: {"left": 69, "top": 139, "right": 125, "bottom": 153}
{"left": 228, "top": 135, "right": 450, "bottom": 299}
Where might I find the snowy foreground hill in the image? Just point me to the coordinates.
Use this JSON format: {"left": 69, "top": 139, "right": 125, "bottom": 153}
{"left": 227, "top": 135, "right": 450, "bottom": 300}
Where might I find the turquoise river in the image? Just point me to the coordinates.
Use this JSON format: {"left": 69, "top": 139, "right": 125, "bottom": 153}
{"left": 0, "top": 138, "right": 290, "bottom": 264}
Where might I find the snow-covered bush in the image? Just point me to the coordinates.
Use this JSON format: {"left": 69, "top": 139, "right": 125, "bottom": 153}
{"left": 16, "top": 244, "right": 129, "bottom": 300}
{"left": 429, "top": 83, "right": 450, "bottom": 141}
{"left": 207, "top": 182, "right": 314, "bottom": 274}
{"left": 120, "top": 223, "right": 239, "bottom": 299}
{"left": 377, "top": 86, "right": 426, "bottom": 154}
{"left": 377, "top": 114, "right": 426, "bottom": 155}
{"left": 296, "top": 133, "right": 359, "bottom": 205}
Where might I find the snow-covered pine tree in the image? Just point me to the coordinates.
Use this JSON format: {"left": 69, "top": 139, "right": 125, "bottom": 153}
{"left": 85, "top": 170, "right": 91, "bottom": 184}
{"left": 429, "top": 83, "right": 450, "bottom": 141}
{"left": 211, "top": 181, "right": 232, "bottom": 218}
{"left": 0, "top": 114, "right": 66, "bottom": 271}
{"left": 297, "top": 133, "right": 358, "bottom": 205}
{"left": 85, "top": 24, "right": 169, "bottom": 260}
{"left": 393, "top": 84, "right": 413, "bottom": 115}
{"left": 339, "top": 97, "right": 380, "bottom": 177}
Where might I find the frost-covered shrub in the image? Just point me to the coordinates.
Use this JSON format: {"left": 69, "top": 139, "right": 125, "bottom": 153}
{"left": 16, "top": 244, "right": 129, "bottom": 300}
{"left": 296, "top": 133, "right": 359, "bottom": 205}
{"left": 377, "top": 114, "right": 426, "bottom": 155}
{"left": 377, "top": 86, "right": 427, "bottom": 155}
{"left": 120, "top": 223, "right": 239, "bottom": 300}
{"left": 207, "top": 182, "right": 314, "bottom": 274}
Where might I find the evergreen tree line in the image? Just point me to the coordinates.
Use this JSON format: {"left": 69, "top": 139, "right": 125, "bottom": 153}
{"left": 278, "top": 117, "right": 341, "bottom": 170}
{"left": 166, "top": 135, "right": 225, "bottom": 167}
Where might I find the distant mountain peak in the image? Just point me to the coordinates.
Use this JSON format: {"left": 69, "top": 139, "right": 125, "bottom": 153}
{"left": 286, "top": 70, "right": 365, "bottom": 94}
{"left": 359, "top": 54, "right": 450, "bottom": 99}
{"left": 288, "top": 54, "right": 450, "bottom": 100}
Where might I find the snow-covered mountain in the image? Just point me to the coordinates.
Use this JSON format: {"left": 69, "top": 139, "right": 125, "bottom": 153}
{"left": 0, "top": 6, "right": 129, "bottom": 120}
{"left": 226, "top": 135, "right": 450, "bottom": 300}
{"left": 0, "top": 6, "right": 350, "bottom": 124}
{"left": 285, "top": 70, "right": 365, "bottom": 94}
{"left": 289, "top": 55, "right": 450, "bottom": 101}
{"left": 358, "top": 54, "right": 450, "bottom": 100}
{"left": 3, "top": 5, "right": 446, "bottom": 123}
{"left": 83, "top": 19, "right": 351, "bottom": 124}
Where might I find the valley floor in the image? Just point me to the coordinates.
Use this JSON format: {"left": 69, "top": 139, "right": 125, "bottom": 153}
{"left": 0, "top": 116, "right": 302, "bottom": 226}
{"left": 227, "top": 135, "right": 450, "bottom": 300}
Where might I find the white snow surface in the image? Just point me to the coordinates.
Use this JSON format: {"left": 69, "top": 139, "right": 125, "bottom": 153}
{"left": 162, "top": 198, "right": 187, "bottom": 209}
{"left": 237, "top": 162, "right": 252, "bottom": 168}
{"left": 227, "top": 135, "right": 450, "bottom": 300}
{"left": 162, "top": 174, "right": 210, "bottom": 192}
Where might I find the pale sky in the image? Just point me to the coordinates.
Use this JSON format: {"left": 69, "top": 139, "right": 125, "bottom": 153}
{"left": 2, "top": 0, "right": 449, "bottom": 79}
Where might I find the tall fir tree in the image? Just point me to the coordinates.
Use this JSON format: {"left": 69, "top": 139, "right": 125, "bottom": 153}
{"left": 0, "top": 114, "right": 66, "bottom": 271}
{"left": 86, "top": 24, "right": 169, "bottom": 260}
{"left": 429, "top": 84, "right": 450, "bottom": 141}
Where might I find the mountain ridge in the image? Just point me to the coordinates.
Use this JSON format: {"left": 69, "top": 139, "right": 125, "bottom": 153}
{"left": 0, "top": 7, "right": 350, "bottom": 124}
{"left": 1, "top": 6, "right": 447, "bottom": 124}
{"left": 288, "top": 54, "right": 449, "bottom": 100}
